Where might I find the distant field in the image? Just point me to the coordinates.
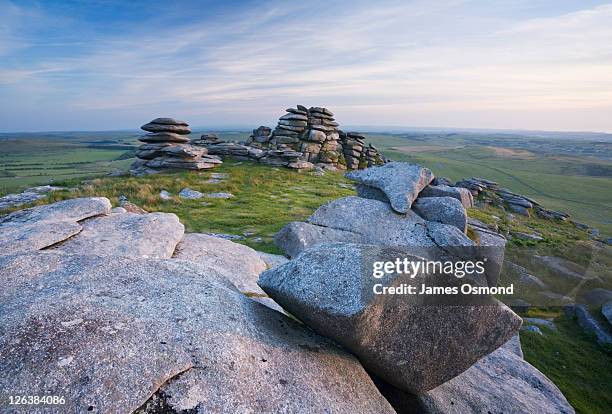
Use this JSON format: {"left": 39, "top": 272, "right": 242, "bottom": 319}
{"left": 365, "top": 133, "right": 612, "bottom": 237}
{"left": 2, "top": 129, "right": 611, "bottom": 237}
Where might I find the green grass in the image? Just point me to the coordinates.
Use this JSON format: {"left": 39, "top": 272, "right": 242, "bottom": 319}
{"left": 12, "top": 161, "right": 355, "bottom": 253}
{"left": 520, "top": 310, "right": 612, "bottom": 414}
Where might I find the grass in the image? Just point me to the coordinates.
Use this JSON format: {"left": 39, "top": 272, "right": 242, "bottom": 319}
{"left": 520, "top": 310, "right": 612, "bottom": 414}
{"left": 11, "top": 161, "right": 355, "bottom": 253}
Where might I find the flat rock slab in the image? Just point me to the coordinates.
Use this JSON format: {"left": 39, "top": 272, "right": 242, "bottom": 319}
{"left": 0, "top": 197, "right": 112, "bottom": 254}
{"left": 173, "top": 233, "right": 267, "bottom": 295}
{"left": 412, "top": 196, "right": 467, "bottom": 233}
{"left": 259, "top": 243, "right": 521, "bottom": 393}
{"left": 377, "top": 340, "right": 574, "bottom": 414}
{"left": 0, "top": 252, "right": 395, "bottom": 414}
{"left": 346, "top": 162, "right": 434, "bottom": 213}
{"left": 603, "top": 301, "right": 612, "bottom": 327}
{"left": 53, "top": 212, "right": 184, "bottom": 259}
{"left": 0, "top": 197, "right": 111, "bottom": 226}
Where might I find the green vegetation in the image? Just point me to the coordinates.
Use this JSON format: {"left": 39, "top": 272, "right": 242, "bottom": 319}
{"left": 520, "top": 310, "right": 612, "bottom": 414}
{"left": 11, "top": 161, "right": 354, "bottom": 253}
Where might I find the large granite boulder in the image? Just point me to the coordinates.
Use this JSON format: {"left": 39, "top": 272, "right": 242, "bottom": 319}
{"left": 258, "top": 243, "right": 522, "bottom": 393}
{"left": 52, "top": 212, "right": 184, "bottom": 259}
{"left": 0, "top": 197, "right": 112, "bottom": 254}
{"left": 375, "top": 336, "right": 574, "bottom": 414}
{"left": 0, "top": 252, "right": 395, "bottom": 414}
{"left": 346, "top": 162, "right": 434, "bottom": 213}
{"left": 412, "top": 196, "right": 467, "bottom": 233}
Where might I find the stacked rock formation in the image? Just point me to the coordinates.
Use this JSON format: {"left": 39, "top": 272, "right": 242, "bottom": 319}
{"left": 130, "top": 118, "right": 222, "bottom": 175}
{"left": 191, "top": 106, "right": 386, "bottom": 170}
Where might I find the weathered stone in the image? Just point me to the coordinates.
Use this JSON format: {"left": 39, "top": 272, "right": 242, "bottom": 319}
{"left": 420, "top": 184, "right": 474, "bottom": 209}
{"left": 203, "top": 192, "right": 234, "bottom": 199}
{"left": 575, "top": 305, "right": 612, "bottom": 344}
{"left": 139, "top": 133, "right": 191, "bottom": 143}
{"left": 0, "top": 186, "right": 65, "bottom": 211}
{"left": 306, "top": 196, "right": 474, "bottom": 253}
{"left": 0, "top": 197, "right": 111, "bottom": 227}
{"left": 173, "top": 233, "right": 267, "bottom": 295}
{"left": 256, "top": 251, "right": 290, "bottom": 270}
{"left": 141, "top": 122, "right": 191, "bottom": 135}
{"left": 0, "top": 252, "right": 394, "bottom": 414}
{"left": 412, "top": 196, "right": 467, "bottom": 233}
{"left": 51, "top": 212, "right": 183, "bottom": 259}
{"left": 279, "top": 113, "right": 308, "bottom": 121}
{"left": 178, "top": 188, "right": 204, "bottom": 199}
{"left": 149, "top": 117, "right": 188, "bottom": 126}
{"left": 273, "top": 221, "right": 361, "bottom": 258}
{"left": 346, "top": 162, "right": 434, "bottom": 213}
{"left": 258, "top": 243, "right": 522, "bottom": 393}
{"left": 377, "top": 338, "right": 574, "bottom": 414}
{"left": 308, "top": 129, "right": 327, "bottom": 142}
{"left": 524, "top": 317, "right": 557, "bottom": 331}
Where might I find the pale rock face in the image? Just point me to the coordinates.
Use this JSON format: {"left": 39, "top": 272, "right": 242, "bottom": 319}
{"left": 412, "top": 196, "right": 468, "bottom": 233}
{"left": 51, "top": 212, "right": 185, "bottom": 259}
{"left": 0, "top": 252, "right": 395, "bottom": 414}
{"left": 259, "top": 242, "right": 522, "bottom": 393}
{"left": 0, "top": 197, "right": 112, "bottom": 254}
{"left": 346, "top": 162, "right": 435, "bottom": 213}
{"left": 173, "top": 233, "right": 267, "bottom": 295}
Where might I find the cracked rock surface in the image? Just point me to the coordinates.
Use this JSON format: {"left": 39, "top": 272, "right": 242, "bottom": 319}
{"left": 0, "top": 252, "right": 394, "bottom": 414}
{"left": 258, "top": 243, "right": 522, "bottom": 393}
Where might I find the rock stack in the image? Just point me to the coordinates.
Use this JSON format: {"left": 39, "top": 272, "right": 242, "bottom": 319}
{"left": 260, "top": 106, "right": 385, "bottom": 170}
{"left": 340, "top": 132, "right": 383, "bottom": 170}
{"left": 130, "top": 118, "right": 222, "bottom": 175}
{"left": 191, "top": 106, "right": 385, "bottom": 171}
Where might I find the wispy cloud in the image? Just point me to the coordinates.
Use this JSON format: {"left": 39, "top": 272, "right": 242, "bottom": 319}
{"left": 1, "top": 0, "right": 611, "bottom": 131}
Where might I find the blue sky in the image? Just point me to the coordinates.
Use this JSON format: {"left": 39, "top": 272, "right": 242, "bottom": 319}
{"left": 1, "top": 0, "right": 611, "bottom": 132}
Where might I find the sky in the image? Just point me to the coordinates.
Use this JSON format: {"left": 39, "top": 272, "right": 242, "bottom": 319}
{"left": 0, "top": 0, "right": 611, "bottom": 132}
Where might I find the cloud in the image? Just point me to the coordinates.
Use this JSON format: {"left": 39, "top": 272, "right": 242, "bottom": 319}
{"left": 1, "top": 0, "right": 611, "bottom": 131}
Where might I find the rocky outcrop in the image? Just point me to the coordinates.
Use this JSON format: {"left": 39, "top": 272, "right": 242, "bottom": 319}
{"left": 192, "top": 106, "right": 385, "bottom": 170}
{"left": 0, "top": 197, "right": 112, "bottom": 254}
{"left": 375, "top": 336, "right": 575, "bottom": 414}
{"left": 0, "top": 252, "right": 394, "bottom": 414}
{"left": 130, "top": 118, "right": 222, "bottom": 175}
{"left": 0, "top": 185, "right": 65, "bottom": 210}
{"left": 454, "top": 177, "right": 569, "bottom": 221}
{"left": 258, "top": 242, "right": 522, "bottom": 393}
